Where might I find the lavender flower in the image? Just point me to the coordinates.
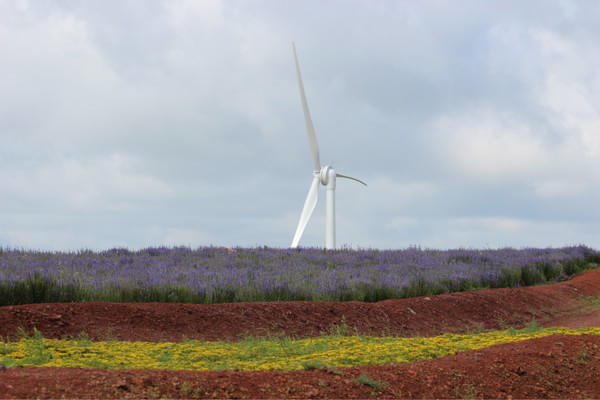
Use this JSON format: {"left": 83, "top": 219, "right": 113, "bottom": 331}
{"left": 0, "top": 245, "right": 597, "bottom": 305}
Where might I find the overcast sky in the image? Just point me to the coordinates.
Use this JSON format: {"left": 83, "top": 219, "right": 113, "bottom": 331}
{"left": 1, "top": 0, "right": 599, "bottom": 251}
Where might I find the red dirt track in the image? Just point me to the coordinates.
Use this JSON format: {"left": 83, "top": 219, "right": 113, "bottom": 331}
{"left": 1, "top": 268, "right": 600, "bottom": 399}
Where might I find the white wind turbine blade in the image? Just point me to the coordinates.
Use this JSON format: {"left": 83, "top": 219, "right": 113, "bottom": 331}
{"left": 336, "top": 173, "right": 367, "bottom": 186}
{"left": 291, "top": 175, "right": 320, "bottom": 248}
{"left": 292, "top": 41, "right": 321, "bottom": 172}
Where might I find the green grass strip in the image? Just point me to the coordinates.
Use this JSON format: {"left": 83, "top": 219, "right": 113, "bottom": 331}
{"left": 2, "top": 327, "right": 599, "bottom": 371}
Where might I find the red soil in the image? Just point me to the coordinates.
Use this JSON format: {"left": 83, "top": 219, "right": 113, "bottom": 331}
{"left": 1, "top": 268, "right": 600, "bottom": 399}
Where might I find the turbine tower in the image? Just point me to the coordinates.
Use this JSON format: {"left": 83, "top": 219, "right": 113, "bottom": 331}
{"left": 290, "top": 42, "right": 366, "bottom": 250}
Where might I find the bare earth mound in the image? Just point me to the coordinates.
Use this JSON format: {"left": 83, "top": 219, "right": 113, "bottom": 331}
{"left": 1, "top": 268, "right": 600, "bottom": 398}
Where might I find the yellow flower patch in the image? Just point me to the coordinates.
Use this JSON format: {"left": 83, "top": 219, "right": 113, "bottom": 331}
{"left": 3, "top": 327, "right": 599, "bottom": 371}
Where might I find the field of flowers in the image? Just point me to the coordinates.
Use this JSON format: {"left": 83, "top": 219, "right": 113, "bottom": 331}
{"left": 3, "top": 325, "right": 600, "bottom": 372}
{"left": 1, "top": 245, "right": 599, "bottom": 306}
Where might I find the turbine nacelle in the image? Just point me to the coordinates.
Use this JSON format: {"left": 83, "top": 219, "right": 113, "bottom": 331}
{"left": 317, "top": 166, "right": 334, "bottom": 186}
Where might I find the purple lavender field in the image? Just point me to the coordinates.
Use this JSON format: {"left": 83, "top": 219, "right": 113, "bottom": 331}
{"left": 0, "top": 245, "right": 598, "bottom": 306}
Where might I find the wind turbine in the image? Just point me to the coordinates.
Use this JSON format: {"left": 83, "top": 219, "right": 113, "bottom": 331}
{"left": 290, "top": 41, "right": 366, "bottom": 250}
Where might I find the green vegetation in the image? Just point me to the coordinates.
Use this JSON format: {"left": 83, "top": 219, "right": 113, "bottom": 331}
{"left": 355, "top": 373, "right": 387, "bottom": 389}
